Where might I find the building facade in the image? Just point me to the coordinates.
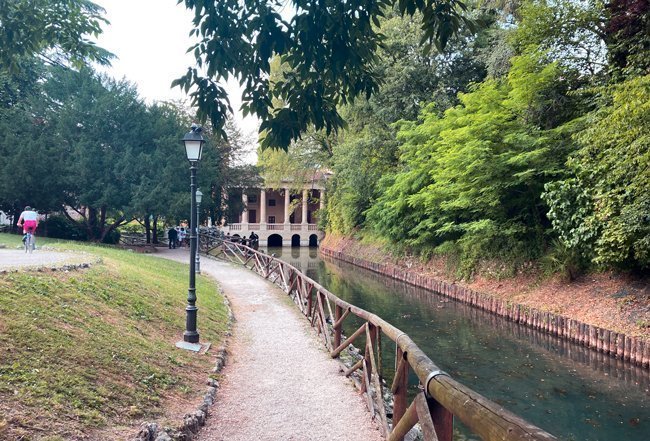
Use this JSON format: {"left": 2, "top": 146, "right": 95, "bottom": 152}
{"left": 221, "top": 177, "right": 327, "bottom": 247}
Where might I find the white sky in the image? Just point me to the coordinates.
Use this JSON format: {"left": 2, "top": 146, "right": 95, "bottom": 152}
{"left": 94, "top": 0, "right": 260, "bottom": 159}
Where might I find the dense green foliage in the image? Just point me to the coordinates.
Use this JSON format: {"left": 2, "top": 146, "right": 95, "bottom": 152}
{"left": 327, "top": 10, "right": 490, "bottom": 234}
{"left": 0, "top": 64, "right": 250, "bottom": 242}
{"left": 544, "top": 75, "right": 650, "bottom": 269}
{"left": 367, "top": 53, "right": 575, "bottom": 274}
{"left": 319, "top": 0, "right": 649, "bottom": 277}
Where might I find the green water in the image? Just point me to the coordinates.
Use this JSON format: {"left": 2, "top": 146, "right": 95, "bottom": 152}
{"left": 268, "top": 247, "right": 649, "bottom": 441}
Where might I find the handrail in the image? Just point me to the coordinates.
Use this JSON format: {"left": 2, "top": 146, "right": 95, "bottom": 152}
{"left": 201, "top": 235, "right": 557, "bottom": 441}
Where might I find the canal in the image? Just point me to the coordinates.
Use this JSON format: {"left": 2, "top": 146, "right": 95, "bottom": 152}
{"left": 268, "top": 247, "right": 649, "bottom": 441}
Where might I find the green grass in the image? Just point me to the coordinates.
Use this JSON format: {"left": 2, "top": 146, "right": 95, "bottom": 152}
{"left": 0, "top": 233, "right": 229, "bottom": 439}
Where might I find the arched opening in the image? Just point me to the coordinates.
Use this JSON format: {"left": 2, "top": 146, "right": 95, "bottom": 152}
{"left": 309, "top": 234, "right": 318, "bottom": 247}
{"left": 291, "top": 234, "right": 301, "bottom": 247}
{"left": 267, "top": 234, "right": 283, "bottom": 247}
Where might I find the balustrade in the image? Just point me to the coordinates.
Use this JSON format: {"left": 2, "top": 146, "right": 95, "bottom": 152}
{"left": 224, "top": 223, "right": 321, "bottom": 232}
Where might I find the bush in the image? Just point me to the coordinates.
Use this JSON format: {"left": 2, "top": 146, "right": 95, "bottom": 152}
{"left": 41, "top": 215, "right": 88, "bottom": 241}
{"left": 40, "top": 215, "right": 120, "bottom": 244}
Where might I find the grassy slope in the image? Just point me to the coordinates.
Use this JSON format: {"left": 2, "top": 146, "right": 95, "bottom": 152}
{"left": 0, "top": 233, "right": 229, "bottom": 440}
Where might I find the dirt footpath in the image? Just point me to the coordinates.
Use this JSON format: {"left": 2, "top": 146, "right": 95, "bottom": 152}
{"left": 159, "top": 249, "right": 382, "bottom": 441}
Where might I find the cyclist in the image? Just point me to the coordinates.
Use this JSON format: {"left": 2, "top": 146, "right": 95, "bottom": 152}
{"left": 18, "top": 206, "right": 39, "bottom": 243}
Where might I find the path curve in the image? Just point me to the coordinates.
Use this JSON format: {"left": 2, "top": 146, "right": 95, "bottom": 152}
{"left": 158, "top": 249, "right": 382, "bottom": 441}
{"left": 0, "top": 249, "right": 87, "bottom": 270}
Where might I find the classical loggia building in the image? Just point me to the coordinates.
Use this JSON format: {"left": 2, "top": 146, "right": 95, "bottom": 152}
{"left": 221, "top": 174, "right": 328, "bottom": 247}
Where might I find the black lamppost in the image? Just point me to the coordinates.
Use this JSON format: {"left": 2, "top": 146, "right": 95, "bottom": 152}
{"left": 195, "top": 188, "right": 203, "bottom": 274}
{"left": 182, "top": 124, "right": 205, "bottom": 344}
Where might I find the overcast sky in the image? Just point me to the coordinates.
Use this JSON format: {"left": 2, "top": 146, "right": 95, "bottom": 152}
{"left": 94, "top": 0, "right": 260, "bottom": 148}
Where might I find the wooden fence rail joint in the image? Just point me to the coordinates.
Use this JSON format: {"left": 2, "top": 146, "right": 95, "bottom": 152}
{"left": 424, "top": 370, "right": 450, "bottom": 398}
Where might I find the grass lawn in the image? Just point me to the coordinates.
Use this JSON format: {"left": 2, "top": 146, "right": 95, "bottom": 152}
{"left": 0, "top": 233, "right": 229, "bottom": 440}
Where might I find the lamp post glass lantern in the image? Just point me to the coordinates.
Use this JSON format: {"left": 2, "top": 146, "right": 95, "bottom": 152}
{"left": 195, "top": 189, "right": 203, "bottom": 274}
{"left": 182, "top": 125, "right": 205, "bottom": 344}
{"left": 182, "top": 124, "right": 204, "bottom": 162}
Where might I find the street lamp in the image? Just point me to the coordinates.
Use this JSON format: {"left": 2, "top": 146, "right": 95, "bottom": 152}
{"left": 181, "top": 124, "right": 205, "bottom": 344}
{"left": 195, "top": 188, "right": 203, "bottom": 274}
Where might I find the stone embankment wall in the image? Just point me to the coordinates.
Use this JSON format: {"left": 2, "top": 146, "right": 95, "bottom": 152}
{"left": 320, "top": 246, "right": 650, "bottom": 370}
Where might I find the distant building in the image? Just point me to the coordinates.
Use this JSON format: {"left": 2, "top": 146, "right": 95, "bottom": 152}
{"left": 0, "top": 211, "right": 11, "bottom": 226}
{"left": 222, "top": 172, "right": 330, "bottom": 247}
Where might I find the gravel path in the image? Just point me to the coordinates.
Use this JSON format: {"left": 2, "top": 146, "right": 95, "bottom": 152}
{"left": 158, "top": 249, "right": 383, "bottom": 441}
{"left": 0, "top": 249, "right": 86, "bottom": 270}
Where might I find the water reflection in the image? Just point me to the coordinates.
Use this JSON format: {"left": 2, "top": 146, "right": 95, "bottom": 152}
{"left": 267, "top": 247, "right": 649, "bottom": 441}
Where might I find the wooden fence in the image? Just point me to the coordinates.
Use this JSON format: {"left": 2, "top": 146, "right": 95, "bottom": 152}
{"left": 202, "top": 236, "right": 557, "bottom": 441}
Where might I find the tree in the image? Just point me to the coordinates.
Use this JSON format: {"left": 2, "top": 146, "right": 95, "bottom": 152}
{"left": 128, "top": 102, "right": 190, "bottom": 243}
{"left": 366, "top": 52, "right": 577, "bottom": 276}
{"left": 0, "top": 99, "right": 68, "bottom": 229}
{"left": 43, "top": 67, "right": 148, "bottom": 242}
{"left": 175, "top": 0, "right": 477, "bottom": 149}
{"left": 0, "top": 0, "right": 111, "bottom": 72}
{"left": 326, "top": 9, "right": 491, "bottom": 233}
{"left": 544, "top": 75, "right": 650, "bottom": 269}
{"left": 510, "top": 0, "right": 609, "bottom": 78}
{"left": 605, "top": 0, "right": 650, "bottom": 80}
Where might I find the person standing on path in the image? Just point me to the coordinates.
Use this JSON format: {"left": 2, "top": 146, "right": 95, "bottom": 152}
{"left": 249, "top": 231, "right": 259, "bottom": 250}
{"left": 167, "top": 227, "right": 178, "bottom": 249}
{"left": 178, "top": 227, "right": 187, "bottom": 248}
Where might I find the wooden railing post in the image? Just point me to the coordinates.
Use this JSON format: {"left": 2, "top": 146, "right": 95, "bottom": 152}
{"left": 334, "top": 305, "right": 343, "bottom": 348}
{"left": 366, "top": 323, "right": 377, "bottom": 391}
{"left": 427, "top": 396, "right": 453, "bottom": 441}
{"left": 306, "top": 281, "right": 313, "bottom": 319}
{"left": 392, "top": 347, "right": 409, "bottom": 440}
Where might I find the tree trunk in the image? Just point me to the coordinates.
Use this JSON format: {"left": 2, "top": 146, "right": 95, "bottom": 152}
{"left": 99, "top": 216, "right": 126, "bottom": 243}
{"left": 87, "top": 207, "right": 98, "bottom": 241}
{"left": 152, "top": 215, "right": 159, "bottom": 244}
{"left": 100, "top": 206, "right": 107, "bottom": 234}
{"left": 144, "top": 215, "right": 151, "bottom": 244}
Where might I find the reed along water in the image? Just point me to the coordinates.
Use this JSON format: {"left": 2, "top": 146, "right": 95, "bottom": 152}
{"left": 268, "top": 247, "right": 649, "bottom": 441}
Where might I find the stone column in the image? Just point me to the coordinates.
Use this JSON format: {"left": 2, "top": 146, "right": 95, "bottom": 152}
{"left": 241, "top": 192, "right": 248, "bottom": 227}
{"left": 284, "top": 188, "right": 291, "bottom": 225}
{"left": 319, "top": 189, "right": 325, "bottom": 210}
{"left": 302, "top": 189, "right": 308, "bottom": 225}
{"left": 260, "top": 189, "right": 267, "bottom": 228}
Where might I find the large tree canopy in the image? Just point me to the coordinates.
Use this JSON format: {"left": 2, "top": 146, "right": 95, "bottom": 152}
{"left": 175, "top": 0, "right": 476, "bottom": 149}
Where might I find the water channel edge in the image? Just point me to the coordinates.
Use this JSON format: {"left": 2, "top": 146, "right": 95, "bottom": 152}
{"left": 318, "top": 245, "right": 650, "bottom": 370}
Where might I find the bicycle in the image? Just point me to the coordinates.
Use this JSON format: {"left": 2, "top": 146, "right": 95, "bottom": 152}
{"left": 23, "top": 231, "right": 35, "bottom": 253}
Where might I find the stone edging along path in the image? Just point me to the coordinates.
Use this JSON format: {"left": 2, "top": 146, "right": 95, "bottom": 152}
{"left": 132, "top": 287, "right": 235, "bottom": 441}
{"left": 319, "top": 246, "right": 650, "bottom": 370}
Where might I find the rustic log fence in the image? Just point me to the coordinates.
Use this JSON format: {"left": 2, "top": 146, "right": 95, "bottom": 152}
{"left": 319, "top": 247, "right": 650, "bottom": 370}
{"left": 202, "top": 236, "right": 557, "bottom": 441}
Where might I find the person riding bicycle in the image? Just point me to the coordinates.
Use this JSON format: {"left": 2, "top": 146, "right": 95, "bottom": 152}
{"left": 18, "top": 206, "right": 39, "bottom": 242}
